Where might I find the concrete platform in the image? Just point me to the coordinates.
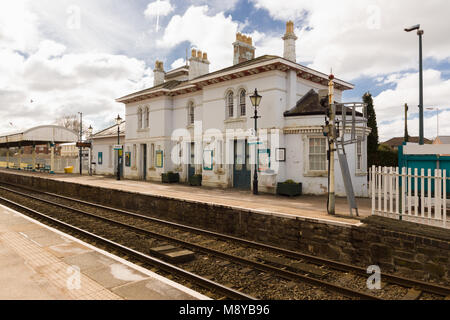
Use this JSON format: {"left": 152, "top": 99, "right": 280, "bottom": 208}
{"left": 0, "top": 169, "right": 370, "bottom": 226}
{"left": 0, "top": 204, "right": 208, "bottom": 300}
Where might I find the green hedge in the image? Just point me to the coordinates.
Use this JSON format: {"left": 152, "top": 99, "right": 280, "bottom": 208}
{"left": 369, "top": 149, "right": 398, "bottom": 168}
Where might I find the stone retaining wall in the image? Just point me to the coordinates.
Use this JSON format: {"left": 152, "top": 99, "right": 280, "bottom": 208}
{"left": 0, "top": 171, "right": 448, "bottom": 283}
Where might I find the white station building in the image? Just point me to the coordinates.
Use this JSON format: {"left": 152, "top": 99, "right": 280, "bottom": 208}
{"left": 95, "top": 21, "right": 369, "bottom": 197}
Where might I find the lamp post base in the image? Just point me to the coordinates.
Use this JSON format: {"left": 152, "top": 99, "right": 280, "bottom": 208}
{"left": 253, "top": 177, "right": 258, "bottom": 195}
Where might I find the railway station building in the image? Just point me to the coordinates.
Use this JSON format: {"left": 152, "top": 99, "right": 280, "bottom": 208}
{"left": 112, "top": 21, "right": 369, "bottom": 197}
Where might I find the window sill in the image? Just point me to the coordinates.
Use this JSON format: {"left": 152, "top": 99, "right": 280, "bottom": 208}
{"left": 356, "top": 171, "right": 367, "bottom": 176}
{"left": 304, "top": 171, "right": 328, "bottom": 178}
{"left": 224, "top": 117, "right": 246, "bottom": 124}
{"left": 137, "top": 128, "right": 149, "bottom": 133}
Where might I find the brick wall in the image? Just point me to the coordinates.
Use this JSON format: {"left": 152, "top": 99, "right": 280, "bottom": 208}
{"left": 0, "top": 171, "right": 448, "bottom": 283}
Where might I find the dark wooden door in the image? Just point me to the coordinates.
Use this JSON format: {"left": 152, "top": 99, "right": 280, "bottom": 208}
{"left": 188, "top": 142, "right": 195, "bottom": 180}
{"left": 142, "top": 144, "right": 147, "bottom": 180}
{"left": 233, "top": 140, "right": 251, "bottom": 190}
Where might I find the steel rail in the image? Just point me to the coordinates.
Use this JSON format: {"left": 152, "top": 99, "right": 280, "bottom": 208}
{"left": 0, "top": 185, "right": 381, "bottom": 300}
{"left": 2, "top": 182, "right": 448, "bottom": 298}
{"left": 0, "top": 196, "right": 256, "bottom": 301}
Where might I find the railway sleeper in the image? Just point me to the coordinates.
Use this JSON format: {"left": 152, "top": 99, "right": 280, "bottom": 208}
{"left": 258, "top": 256, "right": 329, "bottom": 278}
{"left": 401, "top": 288, "right": 422, "bottom": 300}
{"left": 150, "top": 244, "right": 195, "bottom": 264}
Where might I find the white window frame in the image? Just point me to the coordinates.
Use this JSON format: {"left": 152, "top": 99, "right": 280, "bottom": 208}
{"left": 355, "top": 136, "right": 366, "bottom": 175}
{"left": 144, "top": 107, "right": 149, "bottom": 128}
{"left": 188, "top": 102, "right": 195, "bottom": 125}
{"left": 137, "top": 108, "right": 143, "bottom": 130}
{"left": 305, "top": 136, "right": 328, "bottom": 175}
{"left": 226, "top": 91, "right": 234, "bottom": 118}
{"left": 239, "top": 89, "right": 246, "bottom": 117}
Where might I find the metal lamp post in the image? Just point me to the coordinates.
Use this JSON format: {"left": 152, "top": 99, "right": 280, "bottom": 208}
{"left": 250, "top": 89, "right": 262, "bottom": 195}
{"left": 78, "top": 112, "right": 83, "bottom": 175}
{"left": 116, "top": 115, "right": 122, "bottom": 181}
{"left": 87, "top": 125, "right": 93, "bottom": 176}
{"left": 405, "top": 24, "right": 424, "bottom": 145}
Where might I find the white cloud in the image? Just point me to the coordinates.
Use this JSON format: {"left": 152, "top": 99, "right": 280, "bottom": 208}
{"left": 374, "top": 69, "right": 450, "bottom": 140}
{"left": 0, "top": 44, "right": 153, "bottom": 134}
{"left": 0, "top": 0, "right": 39, "bottom": 52}
{"left": 252, "top": 0, "right": 450, "bottom": 80}
{"left": 0, "top": 1, "right": 157, "bottom": 135}
{"left": 190, "top": 0, "right": 240, "bottom": 14}
{"left": 157, "top": 6, "right": 239, "bottom": 71}
{"left": 144, "top": 0, "right": 174, "bottom": 18}
{"left": 171, "top": 58, "right": 186, "bottom": 69}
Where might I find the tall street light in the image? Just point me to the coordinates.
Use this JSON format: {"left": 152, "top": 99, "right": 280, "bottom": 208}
{"left": 87, "top": 125, "right": 93, "bottom": 176}
{"left": 426, "top": 107, "right": 439, "bottom": 139}
{"left": 250, "top": 89, "right": 262, "bottom": 195}
{"left": 78, "top": 112, "right": 83, "bottom": 175}
{"left": 116, "top": 115, "right": 122, "bottom": 181}
{"left": 405, "top": 24, "right": 424, "bottom": 145}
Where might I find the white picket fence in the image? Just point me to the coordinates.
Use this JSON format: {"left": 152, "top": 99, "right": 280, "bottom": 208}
{"left": 369, "top": 166, "right": 449, "bottom": 229}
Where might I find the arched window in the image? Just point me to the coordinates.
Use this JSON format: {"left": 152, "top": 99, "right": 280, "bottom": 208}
{"left": 188, "top": 102, "right": 195, "bottom": 125}
{"left": 145, "top": 107, "right": 149, "bottom": 128}
{"left": 239, "top": 89, "right": 246, "bottom": 116}
{"left": 138, "top": 108, "right": 143, "bottom": 129}
{"left": 227, "top": 91, "right": 234, "bottom": 118}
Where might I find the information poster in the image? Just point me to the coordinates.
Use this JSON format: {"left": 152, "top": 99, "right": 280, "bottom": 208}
{"left": 258, "top": 149, "right": 271, "bottom": 172}
{"left": 156, "top": 150, "right": 164, "bottom": 168}
{"left": 98, "top": 152, "right": 103, "bottom": 165}
{"left": 203, "top": 150, "right": 213, "bottom": 171}
{"left": 125, "top": 152, "right": 131, "bottom": 167}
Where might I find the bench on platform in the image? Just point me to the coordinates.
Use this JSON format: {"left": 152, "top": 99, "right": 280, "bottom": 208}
{"left": 40, "top": 165, "right": 51, "bottom": 173}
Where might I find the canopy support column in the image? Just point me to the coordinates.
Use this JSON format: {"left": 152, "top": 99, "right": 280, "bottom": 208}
{"left": 50, "top": 143, "right": 55, "bottom": 174}
{"left": 32, "top": 144, "right": 36, "bottom": 171}
{"left": 6, "top": 146, "right": 9, "bottom": 169}
{"left": 18, "top": 144, "right": 22, "bottom": 170}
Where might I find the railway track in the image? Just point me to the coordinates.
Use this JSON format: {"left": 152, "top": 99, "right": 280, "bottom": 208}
{"left": 0, "top": 196, "right": 254, "bottom": 301}
{"left": 0, "top": 182, "right": 448, "bottom": 300}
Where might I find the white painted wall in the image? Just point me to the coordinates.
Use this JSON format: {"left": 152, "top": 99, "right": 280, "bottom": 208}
{"left": 118, "top": 69, "right": 368, "bottom": 197}
{"left": 92, "top": 136, "right": 123, "bottom": 176}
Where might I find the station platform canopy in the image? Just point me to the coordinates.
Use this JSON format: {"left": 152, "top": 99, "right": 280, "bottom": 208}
{"left": 0, "top": 125, "right": 78, "bottom": 148}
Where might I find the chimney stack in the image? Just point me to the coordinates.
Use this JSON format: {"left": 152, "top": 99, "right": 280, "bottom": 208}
{"left": 233, "top": 33, "right": 255, "bottom": 65}
{"left": 153, "top": 60, "right": 165, "bottom": 86}
{"left": 189, "top": 48, "right": 210, "bottom": 80}
{"left": 282, "top": 21, "right": 298, "bottom": 62}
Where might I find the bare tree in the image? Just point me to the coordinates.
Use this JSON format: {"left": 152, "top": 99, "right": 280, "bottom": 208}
{"left": 55, "top": 114, "right": 88, "bottom": 137}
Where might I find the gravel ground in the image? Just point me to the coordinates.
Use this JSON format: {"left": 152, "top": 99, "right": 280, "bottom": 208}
{"left": 0, "top": 185, "right": 448, "bottom": 300}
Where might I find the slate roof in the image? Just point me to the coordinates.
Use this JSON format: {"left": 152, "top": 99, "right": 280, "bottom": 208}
{"left": 193, "top": 55, "right": 279, "bottom": 81}
{"left": 283, "top": 89, "right": 363, "bottom": 117}
{"left": 92, "top": 121, "right": 126, "bottom": 139}
{"left": 382, "top": 137, "right": 432, "bottom": 148}
{"left": 117, "top": 55, "right": 354, "bottom": 103}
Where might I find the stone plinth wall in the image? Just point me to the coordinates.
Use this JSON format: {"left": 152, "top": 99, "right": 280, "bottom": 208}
{"left": 0, "top": 171, "right": 448, "bottom": 283}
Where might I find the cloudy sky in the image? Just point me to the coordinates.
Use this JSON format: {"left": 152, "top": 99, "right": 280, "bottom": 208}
{"left": 1, "top": 0, "right": 450, "bottom": 141}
